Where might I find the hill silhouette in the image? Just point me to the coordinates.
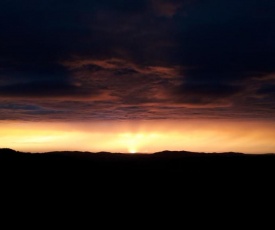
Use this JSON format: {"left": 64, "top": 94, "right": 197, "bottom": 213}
{"left": 1, "top": 148, "right": 274, "bottom": 175}
{"left": 1, "top": 148, "right": 274, "bottom": 204}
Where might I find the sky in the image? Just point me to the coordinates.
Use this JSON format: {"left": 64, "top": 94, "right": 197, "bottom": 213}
{"left": 1, "top": 0, "right": 275, "bottom": 153}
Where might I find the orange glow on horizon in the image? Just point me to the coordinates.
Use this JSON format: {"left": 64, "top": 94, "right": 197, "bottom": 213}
{"left": 1, "top": 120, "right": 275, "bottom": 154}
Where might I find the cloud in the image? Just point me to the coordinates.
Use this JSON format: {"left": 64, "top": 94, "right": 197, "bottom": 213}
{"left": 257, "top": 84, "right": 275, "bottom": 96}
{"left": 168, "top": 0, "right": 275, "bottom": 110}
{"left": 151, "top": 0, "right": 182, "bottom": 17}
{"left": 0, "top": 0, "right": 275, "bottom": 121}
{"left": 172, "top": 83, "right": 242, "bottom": 108}
{"left": 64, "top": 57, "right": 180, "bottom": 104}
{"left": 177, "top": 1, "right": 275, "bottom": 75}
{"left": 0, "top": 80, "right": 113, "bottom": 100}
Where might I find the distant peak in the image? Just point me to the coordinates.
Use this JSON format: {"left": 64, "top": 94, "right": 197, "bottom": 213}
{"left": 0, "top": 148, "right": 17, "bottom": 152}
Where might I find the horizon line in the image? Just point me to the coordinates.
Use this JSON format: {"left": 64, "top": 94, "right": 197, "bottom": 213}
{"left": 1, "top": 148, "right": 275, "bottom": 155}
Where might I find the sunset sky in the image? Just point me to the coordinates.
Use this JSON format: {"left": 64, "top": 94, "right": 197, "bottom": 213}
{"left": 1, "top": 0, "right": 275, "bottom": 153}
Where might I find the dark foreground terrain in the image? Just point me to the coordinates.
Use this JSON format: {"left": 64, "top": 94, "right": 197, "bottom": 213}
{"left": 1, "top": 148, "right": 274, "bottom": 217}
{"left": 1, "top": 148, "right": 274, "bottom": 177}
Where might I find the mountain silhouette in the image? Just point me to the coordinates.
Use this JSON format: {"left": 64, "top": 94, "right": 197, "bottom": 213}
{"left": 1, "top": 148, "right": 274, "bottom": 205}
{"left": 1, "top": 148, "right": 274, "bottom": 173}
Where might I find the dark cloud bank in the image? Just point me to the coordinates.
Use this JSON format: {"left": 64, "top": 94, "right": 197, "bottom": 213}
{"left": 1, "top": 0, "right": 275, "bottom": 121}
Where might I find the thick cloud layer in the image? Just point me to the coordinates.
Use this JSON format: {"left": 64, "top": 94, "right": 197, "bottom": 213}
{"left": 1, "top": 0, "right": 275, "bottom": 120}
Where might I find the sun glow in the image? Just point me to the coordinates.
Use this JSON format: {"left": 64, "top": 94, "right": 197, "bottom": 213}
{"left": 1, "top": 120, "right": 275, "bottom": 154}
{"left": 118, "top": 133, "right": 161, "bottom": 153}
{"left": 129, "top": 148, "right": 137, "bottom": 154}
